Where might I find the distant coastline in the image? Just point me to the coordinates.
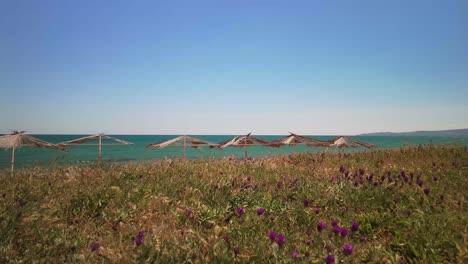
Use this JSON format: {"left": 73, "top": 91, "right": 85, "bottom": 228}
{"left": 359, "top": 128, "right": 468, "bottom": 137}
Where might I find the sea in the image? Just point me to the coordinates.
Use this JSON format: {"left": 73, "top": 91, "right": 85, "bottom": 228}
{"left": 1, "top": 135, "right": 467, "bottom": 169}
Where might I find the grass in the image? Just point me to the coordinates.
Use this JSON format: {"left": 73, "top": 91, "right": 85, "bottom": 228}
{"left": 0, "top": 145, "right": 467, "bottom": 263}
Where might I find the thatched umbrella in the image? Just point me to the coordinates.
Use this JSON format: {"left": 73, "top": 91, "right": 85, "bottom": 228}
{"left": 0, "top": 131, "right": 65, "bottom": 172}
{"left": 214, "top": 133, "right": 281, "bottom": 160}
{"left": 146, "top": 135, "right": 216, "bottom": 159}
{"left": 327, "top": 136, "right": 376, "bottom": 151}
{"left": 58, "top": 134, "right": 133, "bottom": 162}
{"left": 271, "top": 132, "right": 330, "bottom": 153}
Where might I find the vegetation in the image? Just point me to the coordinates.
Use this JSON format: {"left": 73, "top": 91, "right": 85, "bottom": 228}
{"left": 0, "top": 145, "right": 467, "bottom": 263}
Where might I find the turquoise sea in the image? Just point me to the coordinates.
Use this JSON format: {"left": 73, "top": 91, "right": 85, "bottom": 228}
{"left": 1, "top": 135, "right": 467, "bottom": 169}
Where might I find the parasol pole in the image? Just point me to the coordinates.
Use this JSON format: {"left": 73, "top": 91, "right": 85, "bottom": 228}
{"left": 98, "top": 134, "right": 102, "bottom": 163}
{"left": 183, "top": 136, "right": 187, "bottom": 160}
{"left": 11, "top": 145, "right": 15, "bottom": 173}
{"left": 244, "top": 136, "right": 248, "bottom": 160}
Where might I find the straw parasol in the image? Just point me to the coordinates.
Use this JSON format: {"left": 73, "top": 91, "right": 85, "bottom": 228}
{"left": 58, "top": 134, "right": 133, "bottom": 162}
{"left": 327, "top": 136, "right": 376, "bottom": 150}
{"left": 146, "top": 135, "right": 216, "bottom": 159}
{"left": 214, "top": 133, "right": 281, "bottom": 160}
{"left": 271, "top": 132, "right": 330, "bottom": 153}
{"left": 0, "top": 131, "right": 65, "bottom": 172}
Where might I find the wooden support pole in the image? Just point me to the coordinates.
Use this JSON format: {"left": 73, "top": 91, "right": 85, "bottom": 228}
{"left": 244, "top": 137, "right": 248, "bottom": 160}
{"left": 11, "top": 145, "right": 15, "bottom": 173}
{"left": 183, "top": 136, "right": 186, "bottom": 160}
{"left": 98, "top": 134, "right": 102, "bottom": 163}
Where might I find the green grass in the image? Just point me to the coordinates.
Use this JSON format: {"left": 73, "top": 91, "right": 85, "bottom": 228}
{"left": 0, "top": 145, "right": 467, "bottom": 263}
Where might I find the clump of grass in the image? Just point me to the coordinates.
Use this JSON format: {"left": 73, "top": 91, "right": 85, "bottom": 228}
{"left": 0, "top": 145, "right": 467, "bottom": 263}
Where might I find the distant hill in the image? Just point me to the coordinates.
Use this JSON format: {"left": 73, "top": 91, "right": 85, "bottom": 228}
{"left": 359, "top": 129, "right": 468, "bottom": 137}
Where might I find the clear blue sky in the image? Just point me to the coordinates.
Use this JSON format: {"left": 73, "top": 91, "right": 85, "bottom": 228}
{"left": 1, "top": 0, "right": 467, "bottom": 135}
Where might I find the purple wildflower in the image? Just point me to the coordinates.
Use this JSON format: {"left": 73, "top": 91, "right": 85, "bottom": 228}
{"left": 306, "top": 229, "right": 313, "bottom": 236}
{"left": 351, "top": 221, "right": 360, "bottom": 232}
{"left": 406, "top": 209, "right": 412, "bottom": 216}
{"left": 134, "top": 231, "right": 144, "bottom": 246}
{"left": 247, "top": 175, "right": 252, "bottom": 181}
{"left": 292, "top": 178, "right": 299, "bottom": 186}
{"left": 305, "top": 239, "right": 312, "bottom": 245}
{"left": 331, "top": 219, "right": 338, "bottom": 227}
{"left": 303, "top": 199, "right": 310, "bottom": 207}
{"left": 269, "top": 231, "right": 277, "bottom": 241}
{"left": 417, "top": 179, "right": 423, "bottom": 187}
{"left": 256, "top": 207, "right": 265, "bottom": 216}
{"left": 359, "top": 168, "right": 365, "bottom": 176}
{"left": 339, "top": 165, "right": 346, "bottom": 173}
{"left": 340, "top": 228, "right": 348, "bottom": 237}
{"left": 292, "top": 249, "right": 300, "bottom": 259}
{"left": 237, "top": 207, "right": 245, "bottom": 217}
{"left": 276, "top": 234, "right": 286, "bottom": 246}
{"left": 433, "top": 176, "right": 438, "bottom": 182}
{"left": 277, "top": 181, "right": 283, "bottom": 189}
{"left": 325, "top": 245, "right": 333, "bottom": 252}
{"left": 18, "top": 199, "right": 26, "bottom": 207}
{"left": 233, "top": 246, "right": 240, "bottom": 256}
{"left": 91, "top": 242, "right": 100, "bottom": 252}
{"left": 332, "top": 225, "right": 341, "bottom": 234}
{"left": 424, "top": 188, "right": 430, "bottom": 195}
{"left": 343, "top": 243, "right": 354, "bottom": 255}
{"left": 185, "top": 209, "right": 192, "bottom": 217}
{"left": 317, "top": 221, "right": 327, "bottom": 232}
{"left": 325, "top": 255, "right": 335, "bottom": 264}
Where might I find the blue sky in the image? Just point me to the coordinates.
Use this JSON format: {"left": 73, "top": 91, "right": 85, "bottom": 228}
{"left": 1, "top": 0, "right": 467, "bottom": 135}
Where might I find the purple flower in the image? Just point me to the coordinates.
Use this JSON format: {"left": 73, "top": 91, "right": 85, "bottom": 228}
{"left": 303, "top": 199, "right": 310, "bottom": 207}
{"left": 332, "top": 225, "right": 341, "bottom": 234}
{"left": 340, "top": 228, "right": 348, "bottom": 237}
{"left": 292, "top": 178, "right": 299, "bottom": 186}
{"left": 305, "top": 239, "right": 312, "bottom": 245}
{"left": 351, "top": 221, "right": 360, "bottom": 232}
{"left": 331, "top": 219, "right": 338, "bottom": 227}
{"left": 277, "top": 181, "right": 283, "bottom": 189}
{"left": 247, "top": 175, "right": 252, "bottom": 181}
{"left": 417, "top": 179, "right": 424, "bottom": 187}
{"left": 185, "top": 209, "right": 192, "bottom": 217}
{"left": 256, "top": 207, "right": 265, "bottom": 216}
{"left": 343, "top": 243, "right": 354, "bottom": 255}
{"left": 134, "top": 231, "right": 144, "bottom": 246}
{"left": 339, "top": 165, "right": 346, "bottom": 173}
{"left": 433, "top": 176, "right": 438, "bottom": 182}
{"left": 306, "top": 229, "right": 313, "bottom": 236}
{"left": 269, "top": 231, "right": 277, "bottom": 241}
{"left": 18, "top": 199, "right": 26, "bottom": 207}
{"left": 237, "top": 207, "right": 244, "bottom": 217}
{"left": 292, "top": 249, "right": 300, "bottom": 259}
{"left": 424, "top": 188, "right": 430, "bottom": 195}
{"left": 233, "top": 246, "right": 240, "bottom": 256}
{"left": 91, "top": 242, "right": 100, "bottom": 252}
{"left": 276, "top": 234, "right": 286, "bottom": 246}
{"left": 406, "top": 209, "right": 412, "bottom": 216}
{"left": 317, "top": 221, "right": 327, "bottom": 232}
{"left": 359, "top": 168, "right": 365, "bottom": 176}
{"left": 325, "top": 255, "right": 335, "bottom": 264}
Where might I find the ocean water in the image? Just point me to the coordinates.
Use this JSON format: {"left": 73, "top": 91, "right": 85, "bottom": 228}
{"left": 1, "top": 135, "right": 467, "bottom": 169}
